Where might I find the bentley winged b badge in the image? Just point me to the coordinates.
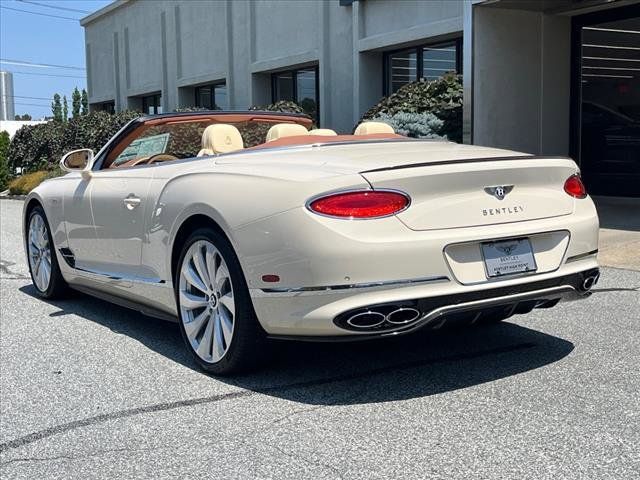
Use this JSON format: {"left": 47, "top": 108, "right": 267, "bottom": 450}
{"left": 484, "top": 185, "right": 514, "bottom": 200}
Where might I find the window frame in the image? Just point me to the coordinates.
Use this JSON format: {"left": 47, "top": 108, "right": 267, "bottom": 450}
{"left": 383, "top": 38, "right": 462, "bottom": 95}
{"left": 270, "top": 65, "right": 320, "bottom": 124}
{"left": 141, "top": 93, "right": 162, "bottom": 115}
{"left": 194, "top": 81, "right": 228, "bottom": 110}
{"left": 92, "top": 100, "right": 115, "bottom": 114}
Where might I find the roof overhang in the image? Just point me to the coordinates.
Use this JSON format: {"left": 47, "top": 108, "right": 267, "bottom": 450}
{"left": 80, "top": 0, "right": 131, "bottom": 27}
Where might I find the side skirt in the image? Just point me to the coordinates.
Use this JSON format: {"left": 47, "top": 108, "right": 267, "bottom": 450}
{"left": 70, "top": 284, "right": 179, "bottom": 323}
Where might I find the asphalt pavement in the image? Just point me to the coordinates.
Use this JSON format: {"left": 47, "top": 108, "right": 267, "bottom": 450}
{"left": 1, "top": 198, "right": 639, "bottom": 479}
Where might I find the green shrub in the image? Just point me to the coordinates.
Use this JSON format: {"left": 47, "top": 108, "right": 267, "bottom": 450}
{"left": 8, "top": 171, "right": 49, "bottom": 195}
{"left": 7, "top": 168, "right": 64, "bottom": 195}
{"left": 8, "top": 110, "right": 141, "bottom": 173}
{"left": 249, "top": 100, "right": 305, "bottom": 114}
{"left": 361, "top": 73, "right": 462, "bottom": 142}
{"left": 0, "top": 130, "right": 11, "bottom": 191}
{"left": 174, "top": 106, "right": 208, "bottom": 113}
{"left": 372, "top": 112, "right": 444, "bottom": 139}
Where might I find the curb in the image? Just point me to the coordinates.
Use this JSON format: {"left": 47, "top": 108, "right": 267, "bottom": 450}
{"left": 0, "top": 195, "right": 26, "bottom": 201}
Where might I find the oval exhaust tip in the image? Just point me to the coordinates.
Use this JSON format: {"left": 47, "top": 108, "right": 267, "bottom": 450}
{"left": 582, "top": 276, "right": 596, "bottom": 291}
{"left": 386, "top": 307, "right": 421, "bottom": 325}
{"left": 346, "top": 311, "right": 386, "bottom": 329}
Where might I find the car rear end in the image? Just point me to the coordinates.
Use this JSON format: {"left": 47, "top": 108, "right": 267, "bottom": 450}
{"left": 233, "top": 141, "right": 599, "bottom": 339}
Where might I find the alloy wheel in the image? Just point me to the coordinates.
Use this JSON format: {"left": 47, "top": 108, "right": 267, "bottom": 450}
{"left": 178, "top": 240, "right": 235, "bottom": 363}
{"left": 28, "top": 213, "right": 52, "bottom": 292}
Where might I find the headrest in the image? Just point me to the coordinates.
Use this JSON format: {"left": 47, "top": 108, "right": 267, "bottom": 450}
{"left": 265, "top": 123, "right": 309, "bottom": 142}
{"left": 308, "top": 128, "right": 338, "bottom": 136}
{"left": 354, "top": 121, "right": 394, "bottom": 135}
{"left": 200, "top": 124, "right": 244, "bottom": 155}
{"left": 197, "top": 148, "right": 214, "bottom": 157}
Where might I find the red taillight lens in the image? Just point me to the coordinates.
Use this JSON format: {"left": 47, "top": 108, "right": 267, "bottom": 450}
{"left": 308, "top": 191, "right": 410, "bottom": 218}
{"left": 564, "top": 174, "right": 587, "bottom": 199}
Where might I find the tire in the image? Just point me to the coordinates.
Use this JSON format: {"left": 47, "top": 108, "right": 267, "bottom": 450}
{"left": 26, "top": 206, "right": 69, "bottom": 299}
{"left": 175, "top": 227, "right": 268, "bottom": 375}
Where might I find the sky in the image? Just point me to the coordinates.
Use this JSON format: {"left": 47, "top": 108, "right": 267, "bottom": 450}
{"left": 0, "top": 0, "right": 111, "bottom": 119}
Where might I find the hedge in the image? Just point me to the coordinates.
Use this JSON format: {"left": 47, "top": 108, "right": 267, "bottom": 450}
{"left": 372, "top": 112, "right": 444, "bottom": 139}
{"left": 0, "top": 130, "right": 10, "bottom": 191}
{"left": 7, "top": 101, "right": 311, "bottom": 174}
{"left": 8, "top": 110, "right": 141, "bottom": 174}
{"left": 361, "top": 73, "right": 463, "bottom": 142}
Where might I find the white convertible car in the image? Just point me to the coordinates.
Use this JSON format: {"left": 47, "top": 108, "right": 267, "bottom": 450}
{"left": 23, "top": 111, "right": 600, "bottom": 374}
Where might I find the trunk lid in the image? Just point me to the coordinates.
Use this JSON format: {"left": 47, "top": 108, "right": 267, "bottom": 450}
{"left": 362, "top": 156, "right": 578, "bottom": 230}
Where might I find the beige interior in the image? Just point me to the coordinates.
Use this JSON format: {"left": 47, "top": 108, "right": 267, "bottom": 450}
{"left": 354, "top": 121, "right": 394, "bottom": 135}
{"left": 308, "top": 128, "right": 338, "bottom": 136}
{"left": 265, "top": 123, "right": 309, "bottom": 142}
{"left": 197, "top": 124, "right": 244, "bottom": 156}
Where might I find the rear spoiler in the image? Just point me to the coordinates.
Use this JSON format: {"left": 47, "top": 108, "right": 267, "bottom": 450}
{"left": 360, "top": 156, "right": 572, "bottom": 174}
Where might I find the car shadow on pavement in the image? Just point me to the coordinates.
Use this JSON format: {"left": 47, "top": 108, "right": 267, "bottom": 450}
{"left": 20, "top": 284, "right": 575, "bottom": 406}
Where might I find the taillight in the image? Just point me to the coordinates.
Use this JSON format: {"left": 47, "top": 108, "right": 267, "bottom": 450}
{"left": 308, "top": 190, "right": 410, "bottom": 219}
{"left": 564, "top": 174, "right": 587, "bottom": 199}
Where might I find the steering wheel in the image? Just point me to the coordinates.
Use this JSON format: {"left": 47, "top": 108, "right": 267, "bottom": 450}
{"left": 147, "top": 153, "right": 179, "bottom": 164}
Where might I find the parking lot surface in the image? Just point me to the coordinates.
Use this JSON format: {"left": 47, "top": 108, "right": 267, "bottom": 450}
{"left": 1, "top": 198, "right": 639, "bottom": 479}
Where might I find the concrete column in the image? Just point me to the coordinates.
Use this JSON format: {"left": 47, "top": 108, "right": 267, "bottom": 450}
{"left": 318, "top": 0, "right": 330, "bottom": 127}
{"left": 472, "top": 6, "right": 571, "bottom": 155}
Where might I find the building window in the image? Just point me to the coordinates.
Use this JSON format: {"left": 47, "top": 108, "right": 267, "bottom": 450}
{"left": 385, "top": 39, "right": 462, "bottom": 94}
{"left": 142, "top": 93, "right": 162, "bottom": 115}
{"left": 271, "top": 66, "right": 319, "bottom": 122}
{"left": 195, "top": 82, "right": 228, "bottom": 110}
{"left": 92, "top": 101, "right": 115, "bottom": 114}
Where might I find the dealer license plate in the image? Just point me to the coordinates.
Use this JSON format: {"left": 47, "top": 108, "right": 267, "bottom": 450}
{"left": 481, "top": 238, "right": 537, "bottom": 278}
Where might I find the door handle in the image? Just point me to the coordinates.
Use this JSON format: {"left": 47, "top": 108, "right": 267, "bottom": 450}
{"left": 123, "top": 194, "right": 141, "bottom": 210}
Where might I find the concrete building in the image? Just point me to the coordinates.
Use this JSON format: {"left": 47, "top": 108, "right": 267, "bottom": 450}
{"left": 0, "top": 71, "right": 16, "bottom": 121}
{"left": 81, "top": 0, "right": 640, "bottom": 196}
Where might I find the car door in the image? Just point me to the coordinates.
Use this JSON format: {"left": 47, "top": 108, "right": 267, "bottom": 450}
{"left": 87, "top": 165, "right": 154, "bottom": 279}
{"left": 79, "top": 122, "right": 171, "bottom": 280}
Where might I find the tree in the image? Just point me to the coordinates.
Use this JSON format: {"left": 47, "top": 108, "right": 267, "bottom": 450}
{"left": 63, "top": 95, "right": 68, "bottom": 122}
{"left": 0, "top": 130, "right": 11, "bottom": 191}
{"left": 51, "top": 94, "right": 63, "bottom": 122}
{"left": 81, "top": 89, "right": 89, "bottom": 115}
{"left": 14, "top": 114, "right": 32, "bottom": 120}
{"left": 72, "top": 87, "right": 81, "bottom": 118}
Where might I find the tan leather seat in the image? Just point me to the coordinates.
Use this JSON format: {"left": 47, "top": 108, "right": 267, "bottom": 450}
{"left": 265, "top": 123, "right": 309, "bottom": 143}
{"left": 308, "top": 128, "right": 338, "bottom": 136}
{"left": 197, "top": 124, "right": 244, "bottom": 156}
{"left": 354, "top": 121, "right": 394, "bottom": 135}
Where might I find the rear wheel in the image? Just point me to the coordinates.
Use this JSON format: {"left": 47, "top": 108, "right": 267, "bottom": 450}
{"left": 175, "top": 228, "right": 267, "bottom": 375}
{"left": 26, "top": 206, "right": 69, "bottom": 299}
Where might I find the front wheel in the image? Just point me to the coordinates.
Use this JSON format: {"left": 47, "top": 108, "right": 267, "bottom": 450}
{"left": 175, "top": 228, "right": 268, "bottom": 375}
{"left": 26, "top": 206, "right": 69, "bottom": 299}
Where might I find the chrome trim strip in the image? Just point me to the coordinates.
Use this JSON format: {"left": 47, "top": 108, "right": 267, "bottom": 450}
{"left": 566, "top": 249, "right": 598, "bottom": 263}
{"left": 74, "top": 266, "right": 166, "bottom": 284}
{"left": 257, "top": 275, "right": 449, "bottom": 295}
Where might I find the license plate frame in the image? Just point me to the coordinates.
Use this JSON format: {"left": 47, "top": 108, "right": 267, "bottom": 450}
{"left": 481, "top": 237, "right": 537, "bottom": 278}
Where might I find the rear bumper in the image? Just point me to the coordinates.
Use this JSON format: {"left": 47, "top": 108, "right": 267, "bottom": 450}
{"left": 249, "top": 256, "right": 599, "bottom": 338}
{"left": 237, "top": 195, "right": 599, "bottom": 338}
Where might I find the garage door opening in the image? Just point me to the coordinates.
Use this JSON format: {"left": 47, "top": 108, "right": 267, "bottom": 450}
{"left": 572, "top": 6, "right": 640, "bottom": 197}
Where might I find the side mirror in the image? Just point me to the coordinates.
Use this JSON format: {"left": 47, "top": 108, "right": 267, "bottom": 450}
{"left": 60, "top": 149, "right": 94, "bottom": 178}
